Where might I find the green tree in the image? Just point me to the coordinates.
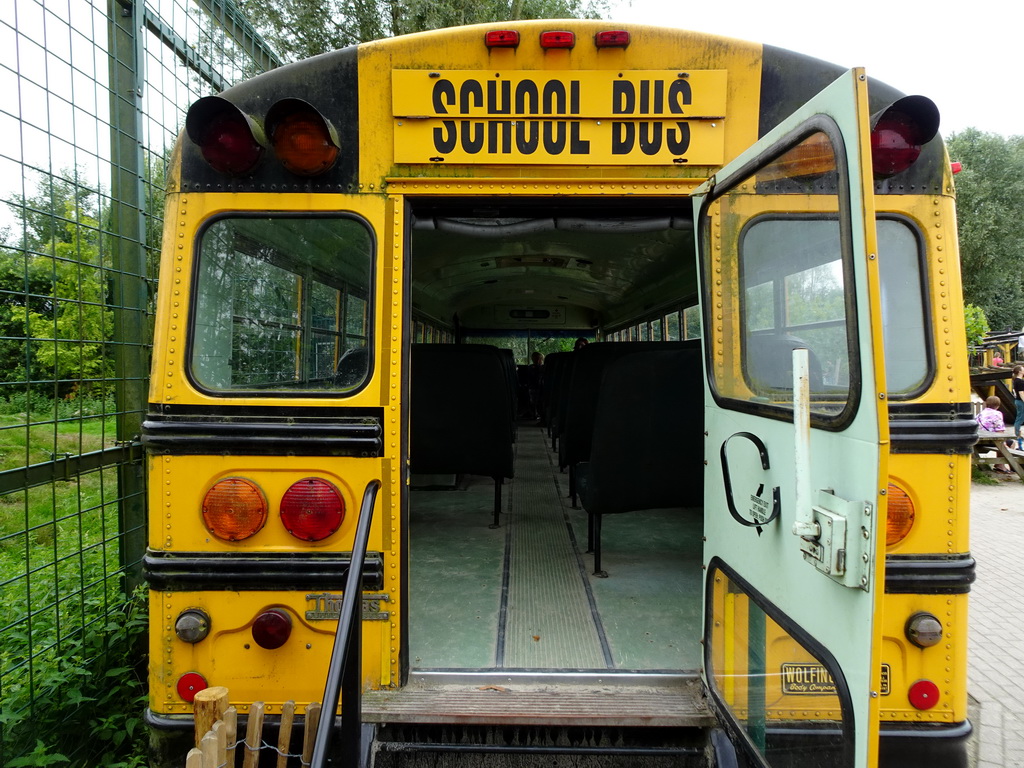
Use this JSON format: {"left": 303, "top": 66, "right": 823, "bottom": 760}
{"left": 963, "top": 302, "right": 990, "bottom": 347}
{"left": 1, "top": 170, "right": 114, "bottom": 396}
{"left": 947, "top": 129, "right": 1024, "bottom": 331}
{"left": 236, "top": 0, "right": 608, "bottom": 61}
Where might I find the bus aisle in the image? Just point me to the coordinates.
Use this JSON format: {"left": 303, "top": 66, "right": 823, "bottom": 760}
{"left": 968, "top": 478, "right": 1024, "bottom": 768}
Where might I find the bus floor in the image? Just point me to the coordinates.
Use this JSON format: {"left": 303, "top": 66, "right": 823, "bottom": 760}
{"left": 407, "top": 422, "right": 704, "bottom": 674}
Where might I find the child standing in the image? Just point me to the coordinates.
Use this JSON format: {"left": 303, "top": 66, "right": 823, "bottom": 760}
{"left": 1013, "top": 366, "right": 1024, "bottom": 450}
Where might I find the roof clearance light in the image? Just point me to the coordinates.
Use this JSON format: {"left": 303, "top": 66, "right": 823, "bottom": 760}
{"left": 251, "top": 609, "right": 292, "bottom": 650}
{"left": 202, "top": 477, "right": 269, "bottom": 542}
{"left": 266, "top": 99, "right": 340, "bottom": 177}
{"left": 870, "top": 95, "right": 940, "bottom": 179}
{"left": 280, "top": 477, "right": 345, "bottom": 541}
{"left": 485, "top": 30, "right": 520, "bottom": 48}
{"left": 540, "top": 30, "right": 576, "bottom": 49}
{"left": 885, "top": 482, "right": 916, "bottom": 546}
{"left": 595, "top": 30, "right": 630, "bottom": 48}
{"left": 185, "top": 96, "right": 265, "bottom": 175}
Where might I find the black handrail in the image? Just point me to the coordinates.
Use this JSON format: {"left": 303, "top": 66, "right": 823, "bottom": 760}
{"left": 310, "top": 478, "right": 381, "bottom": 768}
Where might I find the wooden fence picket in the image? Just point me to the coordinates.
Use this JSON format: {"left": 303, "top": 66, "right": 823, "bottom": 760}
{"left": 241, "top": 702, "right": 265, "bottom": 768}
{"left": 276, "top": 700, "right": 295, "bottom": 768}
{"left": 183, "top": 693, "right": 322, "bottom": 767}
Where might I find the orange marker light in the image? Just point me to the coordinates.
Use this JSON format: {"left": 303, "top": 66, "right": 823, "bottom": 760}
{"left": 886, "top": 482, "right": 916, "bottom": 547}
{"left": 266, "top": 99, "right": 340, "bottom": 177}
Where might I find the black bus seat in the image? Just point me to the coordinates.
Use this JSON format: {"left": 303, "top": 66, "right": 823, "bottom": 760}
{"left": 746, "top": 334, "right": 824, "bottom": 393}
{"left": 560, "top": 341, "right": 700, "bottom": 506}
{"left": 543, "top": 351, "right": 573, "bottom": 450}
{"left": 576, "top": 347, "right": 704, "bottom": 576}
{"left": 334, "top": 346, "right": 369, "bottom": 388}
{"left": 409, "top": 344, "right": 515, "bottom": 527}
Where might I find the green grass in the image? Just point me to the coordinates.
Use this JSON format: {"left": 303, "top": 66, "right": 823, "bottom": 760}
{"left": 0, "top": 397, "right": 147, "bottom": 767}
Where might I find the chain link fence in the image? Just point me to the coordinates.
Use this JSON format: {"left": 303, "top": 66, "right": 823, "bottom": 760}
{"left": 0, "top": 0, "right": 278, "bottom": 762}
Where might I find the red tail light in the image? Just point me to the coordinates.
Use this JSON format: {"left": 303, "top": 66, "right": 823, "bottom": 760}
{"left": 252, "top": 609, "right": 292, "bottom": 650}
{"left": 280, "top": 478, "right": 345, "bottom": 541}
{"left": 484, "top": 30, "right": 520, "bottom": 48}
{"left": 869, "top": 95, "right": 939, "bottom": 178}
{"left": 595, "top": 30, "right": 630, "bottom": 48}
{"left": 185, "top": 96, "right": 265, "bottom": 175}
{"left": 540, "top": 30, "right": 575, "bottom": 49}
{"left": 266, "top": 99, "right": 339, "bottom": 177}
{"left": 202, "top": 477, "right": 268, "bottom": 541}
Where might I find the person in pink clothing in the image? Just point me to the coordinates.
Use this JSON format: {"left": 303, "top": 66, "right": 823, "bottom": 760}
{"left": 977, "top": 396, "right": 1012, "bottom": 473}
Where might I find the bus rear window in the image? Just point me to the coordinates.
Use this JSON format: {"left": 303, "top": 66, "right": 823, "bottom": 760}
{"left": 190, "top": 215, "right": 374, "bottom": 394}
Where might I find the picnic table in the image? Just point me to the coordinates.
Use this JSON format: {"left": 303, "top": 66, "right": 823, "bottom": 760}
{"left": 974, "top": 429, "right": 1024, "bottom": 481}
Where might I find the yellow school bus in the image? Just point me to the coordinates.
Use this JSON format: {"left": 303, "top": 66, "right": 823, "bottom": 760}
{"left": 144, "top": 20, "right": 973, "bottom": 767}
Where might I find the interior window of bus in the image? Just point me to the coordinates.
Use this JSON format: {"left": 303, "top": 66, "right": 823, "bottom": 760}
{"left": 877, "top": 218, "right": 930, "bottom": 396}
{"left": 683, "top": 305, "right": 702, "bottom": 339}
{"left": 190, "top": 215, "right": 373, "bottom": 394}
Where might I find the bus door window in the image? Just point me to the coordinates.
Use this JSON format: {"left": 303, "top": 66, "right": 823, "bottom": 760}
{"left": 742, "top": 217, "right": 848, "bottom": 402}
{"left": 708, "top": 130, "right": 858, "bottom": 424}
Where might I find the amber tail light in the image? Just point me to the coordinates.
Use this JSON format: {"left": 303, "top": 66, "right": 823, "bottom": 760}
{"left": 202, "top": 477, "right": 269, "bottom": 541}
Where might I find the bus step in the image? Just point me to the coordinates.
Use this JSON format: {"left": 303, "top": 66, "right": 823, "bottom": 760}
{"left": 362, "top": 676, "right": 715, "bottom": 728}
{"left": 370, "top": 723, "right": 713, "bottom": 767}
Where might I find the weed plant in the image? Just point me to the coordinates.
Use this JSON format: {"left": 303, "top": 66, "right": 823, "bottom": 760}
{"left": 0, "top": 394, "right": 146, "bottom": 767}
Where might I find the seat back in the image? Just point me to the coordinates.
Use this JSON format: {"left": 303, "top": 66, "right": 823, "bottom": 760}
{"left": 559, "top": 341, "right": 699, "bottom": 469}
{"left": 409, "top": 344, "right": 514, "bottom": 479}
{"left": 577, "top": 347, "right": 704, "bottom": 516}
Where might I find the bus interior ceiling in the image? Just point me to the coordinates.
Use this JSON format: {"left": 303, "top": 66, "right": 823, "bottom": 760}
{"left": 408, "top": 198, "right": 698, "bottom": 333}
{"left": 405, "top": 198, "right": 704, "bottom": 677}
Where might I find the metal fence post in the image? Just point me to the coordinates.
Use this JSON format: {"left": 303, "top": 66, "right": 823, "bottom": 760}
{"left": 108, "top": 0, "right": 149, "bottom": 590}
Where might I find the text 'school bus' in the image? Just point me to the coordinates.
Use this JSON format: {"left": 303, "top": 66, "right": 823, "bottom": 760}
{"left": 143, "top": 19, "right": 974, "bottom": 768}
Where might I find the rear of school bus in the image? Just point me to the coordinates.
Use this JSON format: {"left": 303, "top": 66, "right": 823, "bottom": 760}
{"left": 144, "top": 19, "right": 972, "bottom": 767}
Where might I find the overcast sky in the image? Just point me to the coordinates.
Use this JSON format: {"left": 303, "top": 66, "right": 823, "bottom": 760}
{"left": 607, "top": 0, "right": 1020, "bottom": 138}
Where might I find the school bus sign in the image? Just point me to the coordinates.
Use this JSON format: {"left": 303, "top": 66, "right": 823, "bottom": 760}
{"left": 391, "top": 70, "right": 727, "bottom": 165}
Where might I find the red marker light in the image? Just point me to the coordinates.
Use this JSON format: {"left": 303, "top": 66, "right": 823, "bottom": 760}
{"left": 185, "top": 96, "right": 264, "bottom": 175}
{"left": 951, "top": 161, "right": 963, "bottom": 174}
{"left": 252, "top": 609, "right": 292, "bottom": 650}
{"left": 280, "top": 477, "right": 345, "bottom": 541}
{"left": 908, "top": 679, "right": 940, "bottom": 710}
{"left": 595, "top": 30, "right": 630, "bottom": 48}
{"left": 484, "top": 30, "right": 519, "bottom": 48}
{"left": 869, "top": 95, "right": 939, "bottom": 179}
{"left": 176, "top": 672, "right": 208, "bottom": 703}
{"left": 540, "top": 31, "right": 575, "bottom": 49}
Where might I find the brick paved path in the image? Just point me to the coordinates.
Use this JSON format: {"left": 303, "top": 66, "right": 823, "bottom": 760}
{"left": 970, "top": 478, "right": 1024, "bottom": 768}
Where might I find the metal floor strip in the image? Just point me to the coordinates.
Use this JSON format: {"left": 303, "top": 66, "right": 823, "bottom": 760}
{"left": 501, "top": 426, "right": 608, "bottom": 668}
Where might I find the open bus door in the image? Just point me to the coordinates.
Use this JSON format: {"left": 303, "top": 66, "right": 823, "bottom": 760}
{"left": 693, "top": 69, "right": 888, "bottom": 768}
